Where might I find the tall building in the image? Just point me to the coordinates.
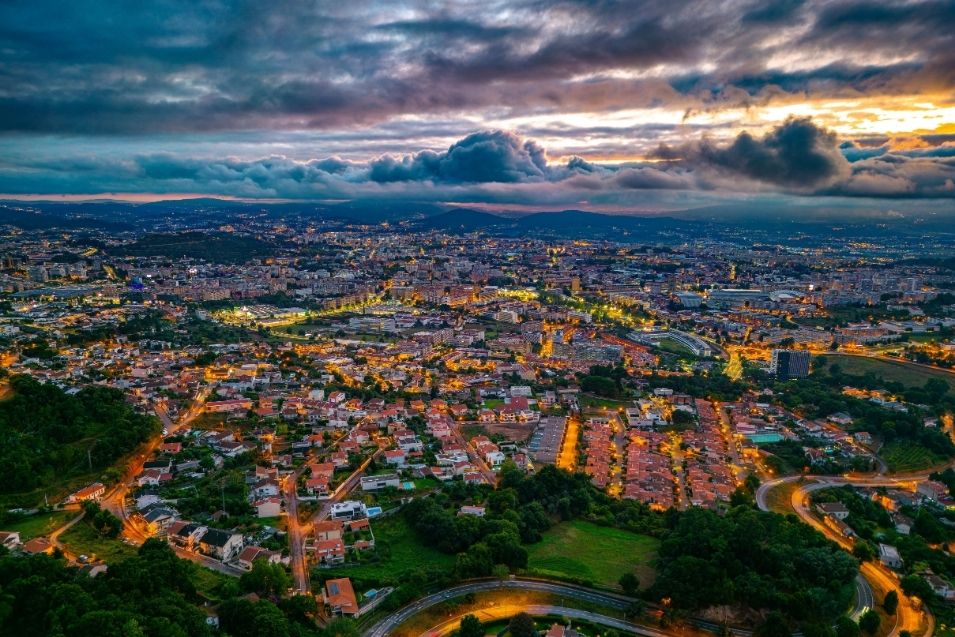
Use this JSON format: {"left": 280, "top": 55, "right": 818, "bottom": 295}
{"left": 770, "top": 349, "right": 811, "bottom": 380}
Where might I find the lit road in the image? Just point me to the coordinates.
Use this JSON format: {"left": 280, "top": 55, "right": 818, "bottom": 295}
{"left": 421, "top": 604, "right": 670, "bottom": 637}
{"left": 285, "top": 459, "right": 311, "bottom": 594}
{"left": 98, "top": 387, "right": 214, "bottom": 554}
{"left": 363, "top": 577, "right": 756, "bottom": 637}
{"left": 363, "top": 579, "right": 636, "bottom": 637}
{"left": 450, "top": 423, "right": 498, "bottom": 485}
{"left": 286, "top": 436, "right": 384, "bottom": 594}
{"left": 757, "top": 475, "right": 936, "bottom": 637}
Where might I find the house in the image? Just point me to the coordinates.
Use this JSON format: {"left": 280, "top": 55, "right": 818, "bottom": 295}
{"left": 330, "top": 451, "right": 349, "bottom": 468}
{"left": 136, "top": 469, "right": 165, "bottom": 487}
{"left": 168, "top": 521, "right": 207, "bottom": 550}
{"left": 314, "top": 520, "right": 344, "bottom": 542}
{"left": 894, "top": 514, "right": 913, "bottom": 536}
{"left": 0, "top": 531, "right": 21, "bottom": 549}
{"left": 918, "top": 481, "right": 949, "bottom": 502}
{"left": 254, "top": 498, "right": 282, "bottom": 518}
{"left": 383, "top": 449, "right": 407, "bottom": 466}
{"left": 237, "top": 546, "right": 281, "bottom": 571}
{"left": 305, "top": 475, "right": 331, "bottom": 496}
{"left": 330, "top": 501, "right": 367, "bottom": 521}
{"left": 458, "top": 505, "right": 486, "bottom": 517}
{"left": 69, "top": 482, "right": 105, "bottom": 503}
{"left": 200, "top": 528, "right": 244, "bottom": 561}
{"left": 817, "top": 502, "right": 850, "bottom": 520}
{"left": 925, "top": 574, "right": 955, "bottom": 601}
{"left": 360, "top": 474, "right": 401, "bottom": 492}
{"left": 252, "top": 479, "right": 281, "bottom": 498}
{"left": 545, "top": 624, "right": 581, "bottom": 637}
{"left": 310, "top": 462, "right": 335, "bottom": 479}
{"left": 315, "top": 539, "right": 346, "bottom": 565}
{"left": 879, "top": 543, "right": 903, "bottom": 569}
{"left": 21, "top": 537, "right": 53, "bottom": 555}
{"left": 324, "top": 577, "right": 359, "bottom": 616}
{"left": 484, "top": 450, "right": 506, "bottom": 467}
{"left": 142, "top": 507, "right": 179, "bottom": 534}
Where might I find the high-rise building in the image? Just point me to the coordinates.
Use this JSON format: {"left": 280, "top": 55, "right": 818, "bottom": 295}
{"left": 770, "top": 349, "right": 811, "bottom": 380}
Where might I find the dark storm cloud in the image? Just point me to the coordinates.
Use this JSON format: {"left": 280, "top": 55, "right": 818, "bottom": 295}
{"left": 2, "top": 126, "right": 950, "bottom": 202}
{"left": 656, "top": 118, "right": 850, "bottom": 189}
{"left": 367, "top": 131, "right": 550, "bottom": 184}
{"left": 741, "top": 0, "right": 805, "bottom": 24}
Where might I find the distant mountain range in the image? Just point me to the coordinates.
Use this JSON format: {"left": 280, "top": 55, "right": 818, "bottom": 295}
{"left": 1, "top": 198, "right": 954, "bottom": 243}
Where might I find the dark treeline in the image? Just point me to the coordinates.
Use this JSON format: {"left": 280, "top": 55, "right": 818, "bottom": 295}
{"left": 0, "top": 375, "right": 160, "bottom": 494}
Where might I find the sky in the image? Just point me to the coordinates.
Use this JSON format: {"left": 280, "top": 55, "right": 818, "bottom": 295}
{"left": 1, "top": 0, "right": 954, "bottom": 214}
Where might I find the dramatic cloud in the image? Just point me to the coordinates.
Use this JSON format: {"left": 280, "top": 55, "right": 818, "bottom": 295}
{"left": 367, "top": 131, "right": 550, "bottom": 183}
{"left": 696, "top": 118, "right": 850, "bottom": 189}
{"left": 0, "top": 1, "right": 953, "bottom": 206}
{"left": 2, "top": 124, "right": 951, "bottom": 204}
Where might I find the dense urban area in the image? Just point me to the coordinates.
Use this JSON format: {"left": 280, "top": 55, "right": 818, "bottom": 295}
{"left": 1, "top": 201, "right": 954, "bottom": 637}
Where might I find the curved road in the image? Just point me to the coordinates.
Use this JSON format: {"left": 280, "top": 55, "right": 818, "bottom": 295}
{"left": 421, "top": 604, "right": 670, "bottom": 637}
{"left": 757, "top": 475, "right": 935, "bottom": 637}
{"left": 364, "top": 579, "right": 635, "bottom": 637}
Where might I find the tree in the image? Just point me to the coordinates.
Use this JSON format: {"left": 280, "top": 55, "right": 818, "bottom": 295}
{"left": 508, "top": 612, "right": 538, "bottom": 637}
{"left": 900, "top": 574, "right": 935, "bottom": 601}
{"left": 852, "top": 541, "right": 875, "bottom": 562}
{"left": 858, "top": 610, "right": 880, "bottom": 635}
{"left": 456, "top": 614, "right": 484, "bottom": 637}
{"left": 883, "top": 590, "right": 898, "bottom": 615}
{"left": 240, "top": 559, "right": 291, "bottom": 596}
{"left": 835, "top": 617, "right": 860, "bottom": 637}
{"left": 755, "top": 611, "right": 791, "bottom": 637}
{"left": 619, "top": 572, "right": 640, "bottom": 596}
{"left": 802, "top": 623, "right": 836, "bottom": 637}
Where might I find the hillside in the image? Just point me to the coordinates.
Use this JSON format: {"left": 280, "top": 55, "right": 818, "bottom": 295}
{"left": 112, "top": 231, "right": 276, "bottom": 263}
{"left": 0, "top": 375, "right": 159, "bottom": 499}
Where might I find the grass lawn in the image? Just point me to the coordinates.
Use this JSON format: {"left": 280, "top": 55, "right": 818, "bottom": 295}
{"left": 578, "top": 394, "right": 629, "bottom": 412}
{"left": 826, "top": 354, "right": 955, "bottom": 391}
{"left": 318, "top": 516, "right": 455, "bottom": 583}
{"left": 256, "top": 516, "right": 288, "bottom": 532}
{"left": 3, "top": 510, "right": 77, "bottom": 540}
{"left": 60, "top": 521, "right": 137, "bottom": 564}
{"left": 880, "top": 440, "right": 946, "bottom": 473}
{"left": 526, "top": 520, "right": 658, "bottom": 590}
{"left": 760, "top": 481, "right": 800, "bottom": 515}
{"left": 192, "top": 565, "right": 234, "bottom": 602}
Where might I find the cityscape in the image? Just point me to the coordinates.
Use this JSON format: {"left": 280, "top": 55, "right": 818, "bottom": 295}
{"left": 0, "top": 2, "right": 954, "bottom": 637}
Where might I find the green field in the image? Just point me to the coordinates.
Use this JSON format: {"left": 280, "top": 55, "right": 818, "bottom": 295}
{"left": 578, "top": 394, "right": 629, "bottom": 411}
{"left": 526, "top": 520, "right": 658, "bottom": 589}
{"left": 60, "top": 521, "right": 137, "bottom": 564}
{"left": 2, "top": 510, "right": 77, "bottom": 540}
{"left": 826, "top": 354, "right": 955, "bottom": 391}
{"left": 319, "top": 516, "right": 455, "bottom": 583}
{"left": 760, "top": 481, "right": 799, "bottom": 515}
{"left": 881, "top": 440, "right": 946, "bottom": 473}
{"left": 192, "top": 565, "right": 234, "bottom": 602}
